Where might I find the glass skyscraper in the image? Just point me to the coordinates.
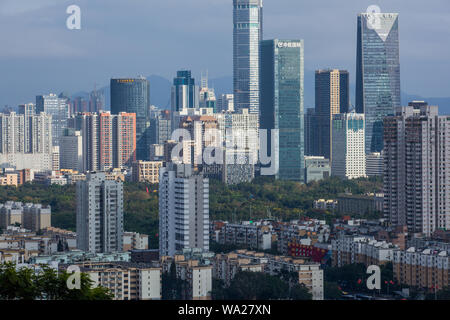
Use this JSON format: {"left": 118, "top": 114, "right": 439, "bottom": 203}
{"left": 171, "top": 70, "right": 199, "bottom": 112}
{"left": 111, "top": 77, "right": 150, "bottom": 161}
{"left": 233, "top": 0, "right": 263, "bottom": 115}
{"left": 260, "top": 39, "right": 304, "bottom": 182}
{"left": 356, "top": 13, "right": 400, "bottom": 153}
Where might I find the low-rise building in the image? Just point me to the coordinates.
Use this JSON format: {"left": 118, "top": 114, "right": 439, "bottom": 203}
{"left": 59, "top": 261, "right": 162, "bottom": 300}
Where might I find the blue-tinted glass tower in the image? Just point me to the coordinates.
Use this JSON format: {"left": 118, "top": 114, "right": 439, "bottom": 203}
{"left": 233, "top": 0, "right": 263, "bottom": 115}
{"left": 110, "top": 77, "right": 150, "bottom": 160}
{"left": 356, "top": 13, "right": 400, "bottom": 153}
{"left": 171, "top": 70, "right": 199, "bottom": 112}
{"left": 260, "top": 39, "right": 304, "bottom": 182}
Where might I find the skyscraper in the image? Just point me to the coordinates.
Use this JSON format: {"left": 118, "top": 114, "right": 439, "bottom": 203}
{"left": 171, "top": 70, "right": 199, "bottom": 113}
{"left": 36, "top": 93, "right": 70, "bottom": 147}
{"left": 233, "top": 0, "right": 263, "bottom": 115}
{"left": 331, "top": 113, "right": 366, "bottom": 180}
{"left": 315, "top": 69, "right": 350, "bottom": 160}
{"left": 110, "top": 77, "right": 150, "bottom": 160}
{"left": 76, "top": 172, "right": 124, "bottom": 253}
{"left": 260, "top": 39, "right": 304, "bottom": 181}
{"left": 383, "top": 103, "right": 450, "bottom": 236}
{"left": 159, "top": 163, "right": 209, "bottom": 257}
{"left": 356, "top": 12, "right": 401, "bottom": 153}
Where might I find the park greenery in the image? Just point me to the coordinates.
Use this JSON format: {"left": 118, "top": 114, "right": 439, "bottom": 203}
{"left": 0, "top": 176, "right": 382, "bottom": 249}
{"left": 0, "top": 262, "right": 113, "bottom": 300}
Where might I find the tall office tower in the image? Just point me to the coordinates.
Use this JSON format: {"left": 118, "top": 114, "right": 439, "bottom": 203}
{"left": 305, "top": 108, "right": 320, "bottom": 156}
{"left": 69, "top": 112, "right": 136, "bottom": 172}
{"left": 356, "top": 13, "right": 401, "bottom": 153}
{"left": 36, "top": 93, "right": 70, "bottom": 147}
{"left": 233, "top": 0, "right": 263, "bottom": 115}
{"left": 171, "top": 70, "right": 199, "bottom": 113}
{"left": 60, "top": 128, "right": 83, "bottom": 172}
{"left": 384, "top": 103, "right": 450, "bottom": 237}
{"left": 216, "top": 94, "right": 234, "bottom": 113}
{"left": 331, "top": 113, "right": 366, "bottom": 180}
{"left": 260, "top": 39, "right": 304, "bottom": 181}
{"left": 159, "top": 163, "right": 209, "bottom": 257}
{"left": 110, "top": 77, "right": 150, "bottom": 161}
{"left": 0, "top": 112, "right": 53, "bottom": 171}
{"left": 315, "top": 69, "right": 350, "bottom": 160}
{"left": 76, "top": 172, "right": 124, "bottom": 253}
{"left": 18, "top": 103, "right": 36, "bottom": 116}
{"left": 149, "top": 110, "right": 171, "bottom": 145}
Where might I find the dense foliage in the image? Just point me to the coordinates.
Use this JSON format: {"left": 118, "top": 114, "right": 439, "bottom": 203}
{"left": 0, "top": 262, "right": 113, "bottom": 300}
{"left": 211, "top": 271, "right": 312, "bottom": 300}
{"left": 0, "top": 176, "right": 382, "bottom": 250}
{"left": 324, "top": 262, "right": 399, "bottom": 295}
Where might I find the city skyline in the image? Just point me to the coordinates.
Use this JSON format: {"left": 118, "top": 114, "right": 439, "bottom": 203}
{"left": 1, "top": 0, "right": 450, "bottom": 108}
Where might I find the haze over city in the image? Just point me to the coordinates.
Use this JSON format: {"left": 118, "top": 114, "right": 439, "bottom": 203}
{"left": 1, "top": 0, "right": 450, "bottom": 108}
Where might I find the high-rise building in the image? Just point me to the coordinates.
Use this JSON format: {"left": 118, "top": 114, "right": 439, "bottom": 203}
{"left": 149, "top": 110, "right": 171, "bottom": 145}
{"left": 304, "top": 108, "right": 320, "bottom": 156}
{"left": 260, "top": 39, "right": 304, "bottom": 181}
{"left": 315, "top": 69, "right": 350, "bottom": 160}
{"left": 233, "top": 0, "right": 263, "bottom": 115}
{"left": 76, "top": 172, "right": 124, "bottom": 253}
{"left": 69, "top": 112, "right": 136, "bottom": 172}
{"left": 159, "top": 163, "right": 209, "bottom": 257}
{"left": 331, "top": 113, "right": 366, "bottom": 179}
{"left": 384, "top": 103, "right": 450, "bottom": 236}
{"left": 214, "top": 109, "right": 259, "bottom": 183}
{"left": 110, "top": 78, "right": 150, "bottom": 160}
{"left": 171, "top": 70, "right": 199, "bottom": 113}
{"left": 0, "top": 112, "right": 53, "bottom": 171}
{"left": 36, "top": 94, "right": 70, "bottom": 147}
{"left": 356, "top": 13, "right": 401, "bottom": 153}
{"left": 366, "top": 152, "right": 384, "bottom": 177}
{"left": 60, "top": 128, "right": 83, "bottom": 172}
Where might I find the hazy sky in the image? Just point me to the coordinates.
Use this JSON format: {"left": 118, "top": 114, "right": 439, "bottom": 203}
{"left": 1, "top": 0, "right": 450, "bottom": 107}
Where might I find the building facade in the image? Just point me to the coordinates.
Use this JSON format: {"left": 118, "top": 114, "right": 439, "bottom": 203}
{"left": 331, "top": 113, "right": 366, "bottom": 179}
{"left": 383, "top": 104, "right": 450, "bottom": 236}
{"left": 260, "top": 39, "right": 305, "bottom": 181}
{"left": 159, "top": 164, "right": 209, "bottom": 257}
{"left": 0, "top": 112, "right": 53, "bottom": 171}
{"left": 36, "top": 94, "right": 70, "bottom": 147}
{"left": 314, "top": 69, "right": 350, "bottom": 161}
{"left": 233, "top": 0, "right": 263, "bottom": 115}
{"left": 110, "top": 78, "right": 150, "bottom": 160}
{"left": 76, "top": 172, "right": 124, "bottom": 253}
{"left": 356, "top": 13, "right": 401, "bottom": 153}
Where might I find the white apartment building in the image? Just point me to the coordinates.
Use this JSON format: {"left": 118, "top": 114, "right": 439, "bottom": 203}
{"left": 65, "top": 262, "right": 161, "bottom": 300}
{"left": 159, "top": 163, "right": 209, "bottom": 257}
{"left": 331, "top": 113, "right": 366, "bottom": 179}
